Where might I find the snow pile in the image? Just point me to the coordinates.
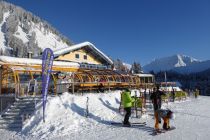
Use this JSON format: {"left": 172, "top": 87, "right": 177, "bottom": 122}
{"left": 22, "top": 91, "right": 121, "bottom": 139}
{"left": 1, "top": 91, "right": 210, "bottom": 140}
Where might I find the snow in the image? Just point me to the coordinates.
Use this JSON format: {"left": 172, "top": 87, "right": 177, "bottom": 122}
{"left": 123, "top": 63, "right": 132, "bottom": 70}
{"left": 14, "top": 24, "right": 29, "bottom": 44}
{"left": 143, "top": 54, "right": 207, "bottom": 74}
{"left": 175, "top": 54, "right": 186, "bottom": 67}
{"left": 173, "top": 60, "right": 210, "bottom": 74}
{"left": 1, "top": 91, "right": 210, "bottom": 140}
{"left": 0, "top": 12, "right": 10, "bottom": 50}
{"left": 0, "top": 9, "right": 73, "bottom": 53}
{"left": 160, "top": 86, "right": 182, "bottom": 92}
{"left": 0, "top": 56, "right": 80, "bottom": 68}
{"left": 135, "top": 73, "right": 154, "bottom": 77}
{"left": 32, "top": 24, "right": 69, "bottom": 51}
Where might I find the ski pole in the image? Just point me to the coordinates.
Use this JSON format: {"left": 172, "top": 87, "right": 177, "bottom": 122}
{"left": 135, "top": 90, "right": 138, "bottom": 118}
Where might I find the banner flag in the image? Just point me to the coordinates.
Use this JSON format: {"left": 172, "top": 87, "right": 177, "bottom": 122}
{"left": 42, "top": 48, "right": 54, "bottom": 122}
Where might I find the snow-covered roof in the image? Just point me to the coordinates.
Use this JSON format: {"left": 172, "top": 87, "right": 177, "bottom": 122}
{"left": 0, "top": 56, "right": 80, "bottom": 68}
{"left": 134, "top": 73, "right": 154, "bottom": 77}
{"left": 160, "top": 86, "right": 182, "bottom": 92}
{"left": 54, "top": 42, "right": 113, "bottom": 65}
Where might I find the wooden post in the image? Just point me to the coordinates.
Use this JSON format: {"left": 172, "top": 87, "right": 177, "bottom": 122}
{"left": 108, "top": 80, "right": 110, "bottom": 92}
{"left": 1, "top": 98, "right": 2, "bottom": 113}
{"left": 0, "top": 66, "right": 2, "bottom": 95}
{"left": 144, "top": 89, "right": 147, "bottom": 109}
{"left": 72, "top": 72, "right": 74, "bottom": 94}
{"left": 119, "top": 92, "right": 123, "bottom": 114}
{"left": 134, "top": 90, "right": 138, "bottom": 118}
{"left": 82, "top": 82, "right": 84, "bottom": 95}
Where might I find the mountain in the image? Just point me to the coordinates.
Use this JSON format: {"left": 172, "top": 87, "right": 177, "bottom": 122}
{"left": 143, "top": 54, "right": 200, "bottom": 73}
{"left": 0, "top": 1, "right": 73, "bottom": 58}
{"left": 173, "top": 60, "right": 210, "bottom": 74}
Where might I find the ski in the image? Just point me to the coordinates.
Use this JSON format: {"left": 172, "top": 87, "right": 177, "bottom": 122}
{"left": 131, "top": 122, "right": 146, "bottom": 125}
{"left": 85, "top": 97, "right": 89, "bottom": 117}
{"left": 110, "top": 122, "right": 146, "bottom": 125}
{"left": 111, "top": 124, "right": 146, "bottom": 128}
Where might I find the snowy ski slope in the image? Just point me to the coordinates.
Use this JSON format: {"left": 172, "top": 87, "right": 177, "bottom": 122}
{"left": 0, "top": 91, "right": 210, "bottom": 140}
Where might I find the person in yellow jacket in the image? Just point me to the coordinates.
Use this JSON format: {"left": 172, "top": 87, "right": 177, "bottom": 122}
{"left": 121, "top": 88, "right": 135, "bottom": 126}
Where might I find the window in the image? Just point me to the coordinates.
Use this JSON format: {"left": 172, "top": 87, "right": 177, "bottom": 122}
{"left": 75, "top": 54, "right": 79, "bottom": 59}
{"left": 84, "top": 55, "right": 87, "bottom": 60}
{"left": 19, "top": 73, "right": 31, "bottom": 83}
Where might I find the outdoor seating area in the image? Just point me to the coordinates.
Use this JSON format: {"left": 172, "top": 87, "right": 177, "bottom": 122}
{"left": 0, "top": 59, "right": 143, "bottom": 96}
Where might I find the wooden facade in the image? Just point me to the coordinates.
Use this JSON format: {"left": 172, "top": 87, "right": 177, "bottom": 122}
{"left": 0, "top": 42, "right": 155, "bottom": 96}
{"left": 0, "top": 58, "right": 141, "bottom": 96}
{"left": 53, "top": 42, "right": 113, "bottom": 68}
{"left": 55, "top": 48, "right": 102, "bottom": 65}
{"left": 135, "top": 73, "right": 155, "bottom": 89}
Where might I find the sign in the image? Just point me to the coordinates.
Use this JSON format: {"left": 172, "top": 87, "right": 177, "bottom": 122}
{"left": 42, "top": 48, "right": 54, "bottom": 122}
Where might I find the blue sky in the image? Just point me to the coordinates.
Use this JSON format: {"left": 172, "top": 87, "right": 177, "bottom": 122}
{"left": 7, "top": 0, "right": 210, "bottom": 65}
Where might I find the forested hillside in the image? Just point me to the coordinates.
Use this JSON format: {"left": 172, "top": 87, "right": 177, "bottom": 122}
{"left": 0, "top": 1, "right": 73, "bottom": 58}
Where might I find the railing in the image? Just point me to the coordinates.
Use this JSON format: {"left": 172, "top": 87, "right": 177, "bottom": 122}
{"left": 3, "top": 74, "right": 142, "bottom": 96}
{"left": 80, "top": 64, "right": 109, "bottom": 70}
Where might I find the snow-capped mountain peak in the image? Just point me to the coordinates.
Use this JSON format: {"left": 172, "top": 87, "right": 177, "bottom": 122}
{"left": 175, "top": 54, "right": 187, "bottom": 67}
{"left": 175, "top": 54, "right": 200, "bottom": 67}
{"left": 143, "top": 54, "right": 201, "bottom": 73}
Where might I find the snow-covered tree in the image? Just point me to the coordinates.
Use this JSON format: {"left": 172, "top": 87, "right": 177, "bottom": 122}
{"left": 0, "top": 1, "right": 73, "bottom": 57}
{"left": 113, "top": 59, "right": 129, "bottom": 73}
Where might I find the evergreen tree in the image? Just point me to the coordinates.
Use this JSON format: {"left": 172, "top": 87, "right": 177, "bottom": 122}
{"left": 131, "top": 62, "right": 142, "bottom": 74}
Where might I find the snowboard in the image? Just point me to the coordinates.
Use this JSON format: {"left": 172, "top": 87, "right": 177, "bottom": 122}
{"left": 162, "top": 126, "right": 176, "bottom": 132}
{"left": 151, "top": 129, "right": 165, "bottom": 136}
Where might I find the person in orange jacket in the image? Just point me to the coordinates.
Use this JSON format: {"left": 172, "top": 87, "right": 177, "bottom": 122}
{"left": 155, "top": 109, "right": 175, "bottom": 131}
{"left": 150, "top": 86, "right": 166, "bottom": 125}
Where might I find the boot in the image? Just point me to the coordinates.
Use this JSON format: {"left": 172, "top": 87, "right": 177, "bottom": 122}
{"left": 123, "top": 121, "right": 131, "bottom": 127}
{"left": 163, "top": 123, "right": 168, "bottom": 130}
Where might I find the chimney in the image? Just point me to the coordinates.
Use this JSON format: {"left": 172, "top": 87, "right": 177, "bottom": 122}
{"left": 28, "top": 52, "right": 33, "bottom": 58}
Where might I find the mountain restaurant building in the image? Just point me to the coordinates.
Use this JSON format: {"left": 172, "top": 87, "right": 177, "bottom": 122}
{"left": 134, "top": 73, "right": 155, "bottom": 89}
{"left": 0, "top": 42, "right": 141, "bottom": 97}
